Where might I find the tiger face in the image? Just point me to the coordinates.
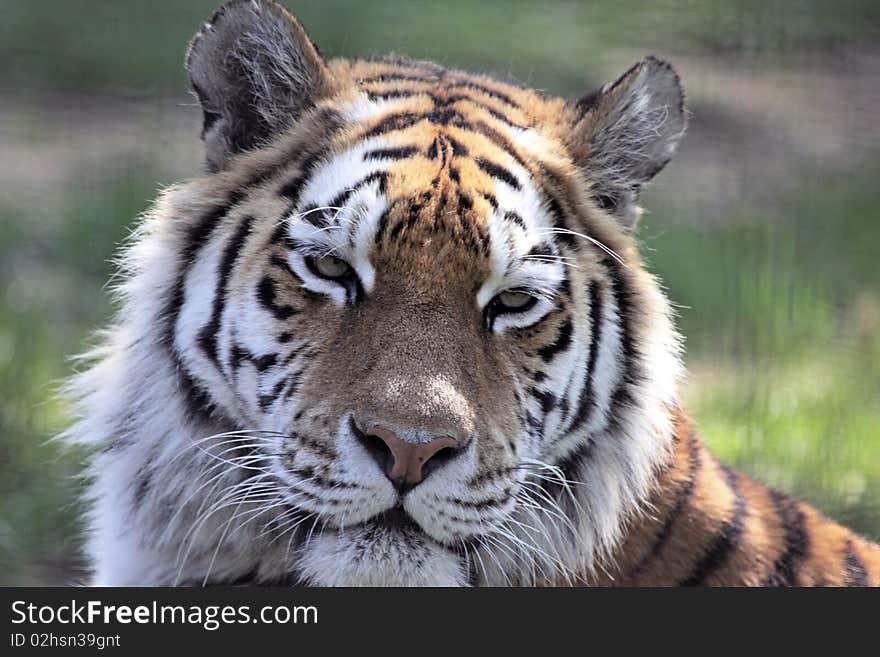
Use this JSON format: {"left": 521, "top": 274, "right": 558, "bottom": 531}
{"left": 208, "top": 130, "right": 580, "bottom": 584}
{"left": 73, "top": 0, "right": 687, "bottom": 586}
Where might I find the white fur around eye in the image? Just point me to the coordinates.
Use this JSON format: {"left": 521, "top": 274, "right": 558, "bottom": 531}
{"left": 287, "top": 252, "right": 349, "bottom": 306}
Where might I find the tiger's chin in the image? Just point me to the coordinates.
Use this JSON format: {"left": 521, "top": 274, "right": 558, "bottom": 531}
{"left": 294, "top": 512, "right": 470, "bottom": 587}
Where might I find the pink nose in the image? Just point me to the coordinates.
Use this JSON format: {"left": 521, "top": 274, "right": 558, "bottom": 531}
{"left": 364, "top": 426, "right": 461, "bottom": 491}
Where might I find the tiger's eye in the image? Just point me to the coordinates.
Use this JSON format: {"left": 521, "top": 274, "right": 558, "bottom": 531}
{"left": 313, "top": 256, "right": 352, "bottom": 279}
{"left": 498, "top": 290, "right": 534, "bottom": 310}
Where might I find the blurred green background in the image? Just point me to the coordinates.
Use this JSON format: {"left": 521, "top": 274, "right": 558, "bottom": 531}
{"left": 1, "top": 0, "right": 879, "bottom": 585}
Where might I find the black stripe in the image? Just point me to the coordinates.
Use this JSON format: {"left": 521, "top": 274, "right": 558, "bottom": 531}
{"left": 363, "top": 145, "right": 421, "bottom": 161}
{"left": 327, "top": 170, "right": 389, "bottom": 212}
{"left": 542, "top": 190, "right": 576, "bottom": 248}
{"left": 268, "top": 253, "right": 302, "bottom": 284}
{"left": 358, "top": 170, "right": 389, "bottom": 195}
{"left": 296, "top": 431, "right": 339, "bottom": 461}
{"left": 163, "top": 192, "right": 245, "bottom": 349}
{"left": 552, "top": 284, "right": 599, "bottom": 480}
{"left": 287, "top": 463, "right": 358, "bottom": 490}
{"left": 271, "top": 110, "right": 347, "bottom": 220}
{"left": 526, "top": 243, "right": 556, "bottom": 258}
{"left": 448, "top": 491, "right": 511, "bottom": 511}
{"left": 460, "top": 119, "right": 527, "bottom": 167}
{"left": 536, "top": 165, "right": 585, "bottom": 248}
{"left": 475, "top": 157, "right": 521, "bottom": 190}
{"left": 537, "top": 318, "right": 573, "bottom": 362}
{"left": 427, "top": 107, "right": 469, "bottom": 127}
{"left": 681, "top": 465, "right": 747, "bottom": 586}
{"left": 453, "top": 98, "right": 520, "bottom": 127}
{"left": 365, "top": 89, "right": 521, "bottom": 127}
{"left": 446, "top": 80, "right": 520, "bottom": 109}
{"left": 360, "top": 111, "right": 527, "bottom": 167}
{"left": 257, "top": 275, "right": 299, "bottom": 321}
{"left": 267, "top": 254, "right": 326, "bottom": 304}
{"left": 762, "top": 490, "right": 809, "bottom": 586}
{"left": 176, "top": 367, "right": 222, "bottom": 425}
{"left": 278, "top": 149, "right": 328, "bottom": 204}
{"left": 524, "top": 410, "right": 542, "bottom": 437}
{"left": 563, "top": 280, "right": 603, "bottom": 436}
{"left": 258, "top": 376, "right": 289, "bottom": 411}
{"left": 283, "top": 368, "right": 306, "bottom": 402}
{"left": 365, "top": 90, "right": 424, "bottom": 103}
{"left": 530, "top": 387, "right": 558, "bottom": 416}
{"left": 844, "top": 540, "right": 869, "bottom": 587}
{"left": 606, "top": 256, "right": 639, "bottom": 386}
{"left": 274, "top": 132, "right": 384, "bottom": 246}
{"left": 388, "top": 198, "right": 425, "bottom": 243}
{"left": 504, "top": 211, "right": 526, "bottom": 228}
{"left": 234, "top": 347, "right": 278, "bottom": 373}
{"left": 627, "top": 430, "right": 702, "bottom": 579}
{"left": 594, "top": 252, "right": 643, "bottom": 437}
{"left": 298, "top": 203, "right": 331, "bottom": 228}
{"left": 464, "top": 548, "right": 481, "bottom": 587}
{"left": 558, "top": 276, "right": 572, "bottom": 299}
{"left": 374, "top": 205, "right": 397, "bottom": 245}
{"left": 363, "top": 112, "right": 426, "bottom": 139}
{"left": 327, "top": 188, "right": 355, "bottom": 211}
{"left": 197, "top": 215, "right": 255, "bottom": 367}
{"left": 269, "top": 217, "right": 290, "bottom": 246}
{"left": 358, "top": 73, "right": 438, "bottom": 85}
{"left": 425, "top": 138, "right": 440, "bottom": 160}
{"left": 556, "top": 250, "right": 642, "bottom": 481}
{"left": 280, "top": 342, "right": 308, "bottom": 368}
{"left": 447, "top": 137, "right": 469, "bottom": 156}
{"left": 132, "top": 461, "right": 154, "bottom": 509}
{"left": 162, "top": 194, "right": 244, "bottom": 423}
{"left": 229, "top": 343, "right": 248, "bottom": 370}
{"left": 230, "top": 343, "right": 279, "bottom": 377}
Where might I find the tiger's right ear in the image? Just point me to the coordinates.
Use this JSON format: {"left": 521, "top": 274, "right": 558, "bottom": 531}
{"left": 186, "top": 0, "right": 337, "bottom": 172}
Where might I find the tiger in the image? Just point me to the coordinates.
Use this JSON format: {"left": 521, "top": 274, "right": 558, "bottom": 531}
{"left": 65, "top": 0, "right": 880, "bottom": 587}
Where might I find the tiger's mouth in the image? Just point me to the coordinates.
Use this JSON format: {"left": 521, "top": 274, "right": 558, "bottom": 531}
{"left": 365, "top": 505, "right": 426, "bottom": 537}
{"left": 293, "top": 501, "right": 472, "bottom": 586}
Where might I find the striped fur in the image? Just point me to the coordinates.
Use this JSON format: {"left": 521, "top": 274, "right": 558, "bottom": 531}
{"left": 65, "top": 0, "right": 879, "bottom": 586}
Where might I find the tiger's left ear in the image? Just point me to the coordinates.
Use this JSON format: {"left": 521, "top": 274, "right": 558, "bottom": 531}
{"left": 566, "top": 57, "right": 687, "bottom": 231}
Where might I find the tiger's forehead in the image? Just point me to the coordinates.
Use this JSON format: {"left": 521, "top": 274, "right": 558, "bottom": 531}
{"left": 277, "top": 58, "right": 572, "bottom": 298}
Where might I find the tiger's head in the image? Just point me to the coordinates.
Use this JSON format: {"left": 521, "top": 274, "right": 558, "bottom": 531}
{"left": 73, "top": 0, "right": 687, "bottom": 586}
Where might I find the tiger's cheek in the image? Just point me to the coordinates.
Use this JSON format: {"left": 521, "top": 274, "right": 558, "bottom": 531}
{"left": 222, "top": 250, "right": 351, "bottom": 429}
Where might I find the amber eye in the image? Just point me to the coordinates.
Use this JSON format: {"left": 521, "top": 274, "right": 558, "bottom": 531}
{"left": 496, "top": 290, "right": 535, "bottom": 311}
{"left": 309, "top": 255, "right": 352, "bottom": 279}
{"left": 485, "top": 289, "right": 539, "bottom": 329}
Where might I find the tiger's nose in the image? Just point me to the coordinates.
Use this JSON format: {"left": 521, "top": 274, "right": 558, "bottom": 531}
{"left": 356, "top": 425, "right": 463, "bottom": 493}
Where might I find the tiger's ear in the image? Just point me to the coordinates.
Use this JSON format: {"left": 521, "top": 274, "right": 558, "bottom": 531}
{"left": 566, "top": 57, "right": 687, "bottom": 231}
{"left": 186, "top": 0, "right": 336, "bottom": 172}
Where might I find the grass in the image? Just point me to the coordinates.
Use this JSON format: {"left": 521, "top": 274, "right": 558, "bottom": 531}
{"left": 0, "top": 167, "right": 166, "bottom": 585}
